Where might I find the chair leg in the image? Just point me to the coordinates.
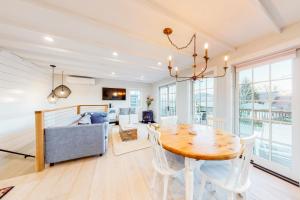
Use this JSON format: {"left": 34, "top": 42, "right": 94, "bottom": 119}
{"left": 151, "top": 171, "right": 157, "bottom": 189}
{"left": 241, "top": 192, "right": 247, "bottom": 200}
{"left": 163, "top": 175, "right": 169, "bottom": 200}
{"left": 198, "top": 175, "right": 207, "bottom": 200}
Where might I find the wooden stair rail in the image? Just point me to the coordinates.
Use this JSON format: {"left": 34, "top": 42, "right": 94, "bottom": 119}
{"left": 34, "top": 104, "right": 109, "bottom": 172}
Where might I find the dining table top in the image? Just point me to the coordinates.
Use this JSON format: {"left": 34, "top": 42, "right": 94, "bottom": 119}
{"left": 159, "top": 124, "right": 242, "bottom": 160}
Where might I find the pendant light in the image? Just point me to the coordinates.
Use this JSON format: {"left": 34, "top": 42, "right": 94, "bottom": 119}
{"left": 54, "top": 70, "right": 71, "bottom": 98}
{"left": 47, "top": 65, "right": 58, "bottom": 103}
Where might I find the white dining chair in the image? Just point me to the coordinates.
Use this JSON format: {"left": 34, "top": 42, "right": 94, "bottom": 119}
{"left": 198, "top": 134, "right": 257, "bottom": 200}
{"left": 147, "top": 125, "right": 184, "bottom": 200}
{"left": 207, "top": 117, "right": 225, "bottom": 130}
{"left": 160, "top": 116, "right": 178, "bottom": 127}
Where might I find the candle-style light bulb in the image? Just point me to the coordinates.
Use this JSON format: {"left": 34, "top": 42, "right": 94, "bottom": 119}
{"left": 204, "top": 43, "right": 208, "bottom": 57}
{"left": 224, "top": 55, "right": 228, "bottom": 67}
{"left": 175, "top": 67, "right": 178, "bottom": 77}
{"left": 168, "top": 55, "right": 172, "bottom": 71}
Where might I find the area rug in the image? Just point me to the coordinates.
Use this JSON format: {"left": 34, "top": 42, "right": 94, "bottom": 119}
{"left": 111, "top": 124, "right": 151, "bottom": 156}
{"left": 0, "top": 186, "right": 14, "bottom": 199}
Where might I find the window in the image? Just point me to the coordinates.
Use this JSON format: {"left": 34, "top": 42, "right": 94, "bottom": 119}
{"left": 192, "top": 78, "right": 214, "bottom": 124}
{"left": 129, "top": 90, "right": 141, "bottom": 108}
{"left": 159, "top": 84, "right": 176, "bottom": 117}
{"left": 237, "top": 59, "right": 292, "bottom": 168}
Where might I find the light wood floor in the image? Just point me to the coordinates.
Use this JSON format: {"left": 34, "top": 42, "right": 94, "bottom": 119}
{"left": 0, "top": 133, "right": 299, "bottom": 200}
{"left": 0, "top": 129, "right": 35, "bottom": 180}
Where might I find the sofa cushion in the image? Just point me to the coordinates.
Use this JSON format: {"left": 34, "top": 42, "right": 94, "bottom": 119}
{"left": 90, "top": 112, "right": 108, "bottom": 124}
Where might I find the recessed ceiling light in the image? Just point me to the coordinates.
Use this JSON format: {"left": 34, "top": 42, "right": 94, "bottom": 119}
{"left": 157, "top": 62, "right": 162, "bottom": 66}
{"left": 112, "top": 52, "right": 118, "bottom": 56}
{"left": 111, "top": 72, "right": 116, "bottom": 75}
{"left": 44, "top": 36, "right": 54, "bottom": 42}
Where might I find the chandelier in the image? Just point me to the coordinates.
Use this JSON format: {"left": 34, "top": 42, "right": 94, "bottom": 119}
{"left": 163, "top": 27, "right": 229, "bottom": 82}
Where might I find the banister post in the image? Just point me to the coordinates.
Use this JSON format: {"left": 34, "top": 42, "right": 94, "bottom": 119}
{"left": 35, "top": 111, "right": 45, "bottom": 172}
{"left": 77, "top": 105, "right": 81, "bottom": 114}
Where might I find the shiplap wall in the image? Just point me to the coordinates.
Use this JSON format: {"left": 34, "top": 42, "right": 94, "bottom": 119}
{"left": 0, "top": 49, "right": 51, "bottom": 150}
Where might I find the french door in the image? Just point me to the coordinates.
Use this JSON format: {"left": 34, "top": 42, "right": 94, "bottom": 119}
{"left": 159, "top": 84, "right": 176, "bottom": 117}
{"left": 236, "top": 58, "right": 293, "bottom": 177}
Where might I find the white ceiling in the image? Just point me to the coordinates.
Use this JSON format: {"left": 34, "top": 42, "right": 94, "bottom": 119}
{"left": 0, "top": 0, "right": 300, "bottom": 83}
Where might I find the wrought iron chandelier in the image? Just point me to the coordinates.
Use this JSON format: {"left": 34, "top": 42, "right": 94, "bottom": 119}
{"left": 163, "top": 27, "right": 229, "bottom": 82}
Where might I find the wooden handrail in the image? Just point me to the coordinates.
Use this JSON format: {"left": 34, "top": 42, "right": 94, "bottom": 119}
{"left": 35, "top": 104, "right": 108, "bottom": 172}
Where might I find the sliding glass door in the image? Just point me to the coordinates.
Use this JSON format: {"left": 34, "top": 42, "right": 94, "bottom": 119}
{"left": 159, "top": 84, "right": 176, "bottom": 117}
{"left": 236, "top": 59, "right": 293, "bottom": 176}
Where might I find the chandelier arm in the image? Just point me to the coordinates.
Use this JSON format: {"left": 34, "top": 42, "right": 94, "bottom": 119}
{"left": 202, "top": 70, "right": 227, "bottom": 79}
{"left": 176, "top": 77, "right": 192, "bottom": 82}
{"left": 195, "top": 62, "right": 209, "bottom": 77}
{"left": 166, "top": 34, "right": 196, "bottom": 50}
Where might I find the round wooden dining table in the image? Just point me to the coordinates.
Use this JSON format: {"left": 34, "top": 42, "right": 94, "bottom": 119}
{"left": 159, "top": 124, "right": 242, "bottom": 200}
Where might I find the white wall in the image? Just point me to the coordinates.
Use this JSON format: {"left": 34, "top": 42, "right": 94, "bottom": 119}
{"left": 0, "top": 49, "right": 52, "bottom": 150}
{"left": 54, "top": 76, "right": 153, "bottom": 120}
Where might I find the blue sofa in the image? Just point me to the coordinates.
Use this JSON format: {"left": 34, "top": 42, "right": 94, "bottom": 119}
{"left": 44, "top": 112, "right": 109, "bottom": 165}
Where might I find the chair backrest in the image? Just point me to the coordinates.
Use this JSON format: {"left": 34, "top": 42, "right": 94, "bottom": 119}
{"left": 207, "top": 117, "right": 225, "bottom": 129}
{"left": 225, "top": 134, "right": 256, "bottom": 190}
{"left": 147, "top": 125, "right": 169, "bottom": 173}
{"left": 160, "top": 116, "right": 178, "bottom": 127}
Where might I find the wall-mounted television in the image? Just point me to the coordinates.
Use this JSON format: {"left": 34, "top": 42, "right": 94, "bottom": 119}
{"left": 102, "top": 87, "right": 126, "bottom": 100}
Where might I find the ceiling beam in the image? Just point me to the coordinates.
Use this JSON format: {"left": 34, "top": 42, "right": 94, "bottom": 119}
{"left": 136, "top": 0, "right": 236, "bottom": 51}
{"left": 251, "top": 0, "right": 282, "bottom": 33}
{"left": 21, "top": 0, "right": 194, "bottom": 56}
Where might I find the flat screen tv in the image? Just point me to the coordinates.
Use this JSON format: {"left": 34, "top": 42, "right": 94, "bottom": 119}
{"left": 102, "top": 87, "right": 126, "bottom": 100}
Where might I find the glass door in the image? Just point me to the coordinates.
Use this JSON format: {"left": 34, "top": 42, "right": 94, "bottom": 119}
{"left": 159, "top": 84, "right": 176, "bottom": 117}
{"left": 236, "top": 59, "right": 293, "bottom": 177}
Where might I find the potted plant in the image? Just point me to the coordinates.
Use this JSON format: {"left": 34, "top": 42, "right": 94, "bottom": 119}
{"left": 146, "top": 96, "right": 154, "bottom": 111}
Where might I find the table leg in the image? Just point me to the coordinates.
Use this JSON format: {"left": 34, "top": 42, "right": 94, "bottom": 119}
{"left": 185, "top": 157, "right": 196, "bottom": 200}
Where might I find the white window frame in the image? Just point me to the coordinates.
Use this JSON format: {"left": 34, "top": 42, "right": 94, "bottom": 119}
{"left": 129, "top": 89, "right": 141, "bottom": 108}
{"left": 159, "top": 83, "right": 176, "bottom": 117}
{"left": 192, "top": 78, "right": 215, "bottom": 125}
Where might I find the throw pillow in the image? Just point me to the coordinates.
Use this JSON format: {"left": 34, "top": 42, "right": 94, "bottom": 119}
{"left": 90, "top": 112, "right": 108, "bottom": 124}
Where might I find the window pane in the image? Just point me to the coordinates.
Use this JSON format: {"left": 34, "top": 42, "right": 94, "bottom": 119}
{"left": 254, "top": 121, "right": 269, "bottom": 140}
{"left": 129, "top": 90, "right": 140, "bottom": 108}
{"left": 271, "top": 102, "right": 291, "bottom": 122}
{"left": 207, "top": 78, "right": 214, "bottom": 89}
{"left": 253, "top": 82, "right": 269, "bottom": 101}
{"left": 253, "top": 65, "right": 269, "bottom": 82}
{"left": 271, "top": 80, "right": 292, "bottom": 101}
{"left": 254, "top": 101, "right": 270, "bottom": 120}
{"left": 239, "top": 83, "right": 252, "bottom": 101}
{"left": 271, "top": 60, "right": 292, "bottom": 80}
{"left": 207, "top": 89, "right": 214, "bottom": 101}
{"left": 271, "top": 143, "right": 292, "bottom": 167}
{"left": 239, "top": 101, "right": 252, "bottom": 119}
{"left": 239, "top": 119, "right": 252, "bottom": 137}
{"left": 193, "top": 79, "right": 214, "bottom": 124}
{"left": 239, "top": 69, "right": 252, "bottom": 84}
{"left": 254, "top": 139, "right": 269, "bottom": 160}
{"left": 272, "top": 123, "right": 292, "bottom": 145}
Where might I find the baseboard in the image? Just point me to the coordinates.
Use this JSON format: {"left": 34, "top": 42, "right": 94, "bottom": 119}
{"left": 251, "top": 160, "right": 299, "bottom": 187}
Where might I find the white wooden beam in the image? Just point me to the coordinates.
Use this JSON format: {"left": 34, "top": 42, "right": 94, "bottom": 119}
{"left": 251, "top": 0, "right": 282, "bottom": 33}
